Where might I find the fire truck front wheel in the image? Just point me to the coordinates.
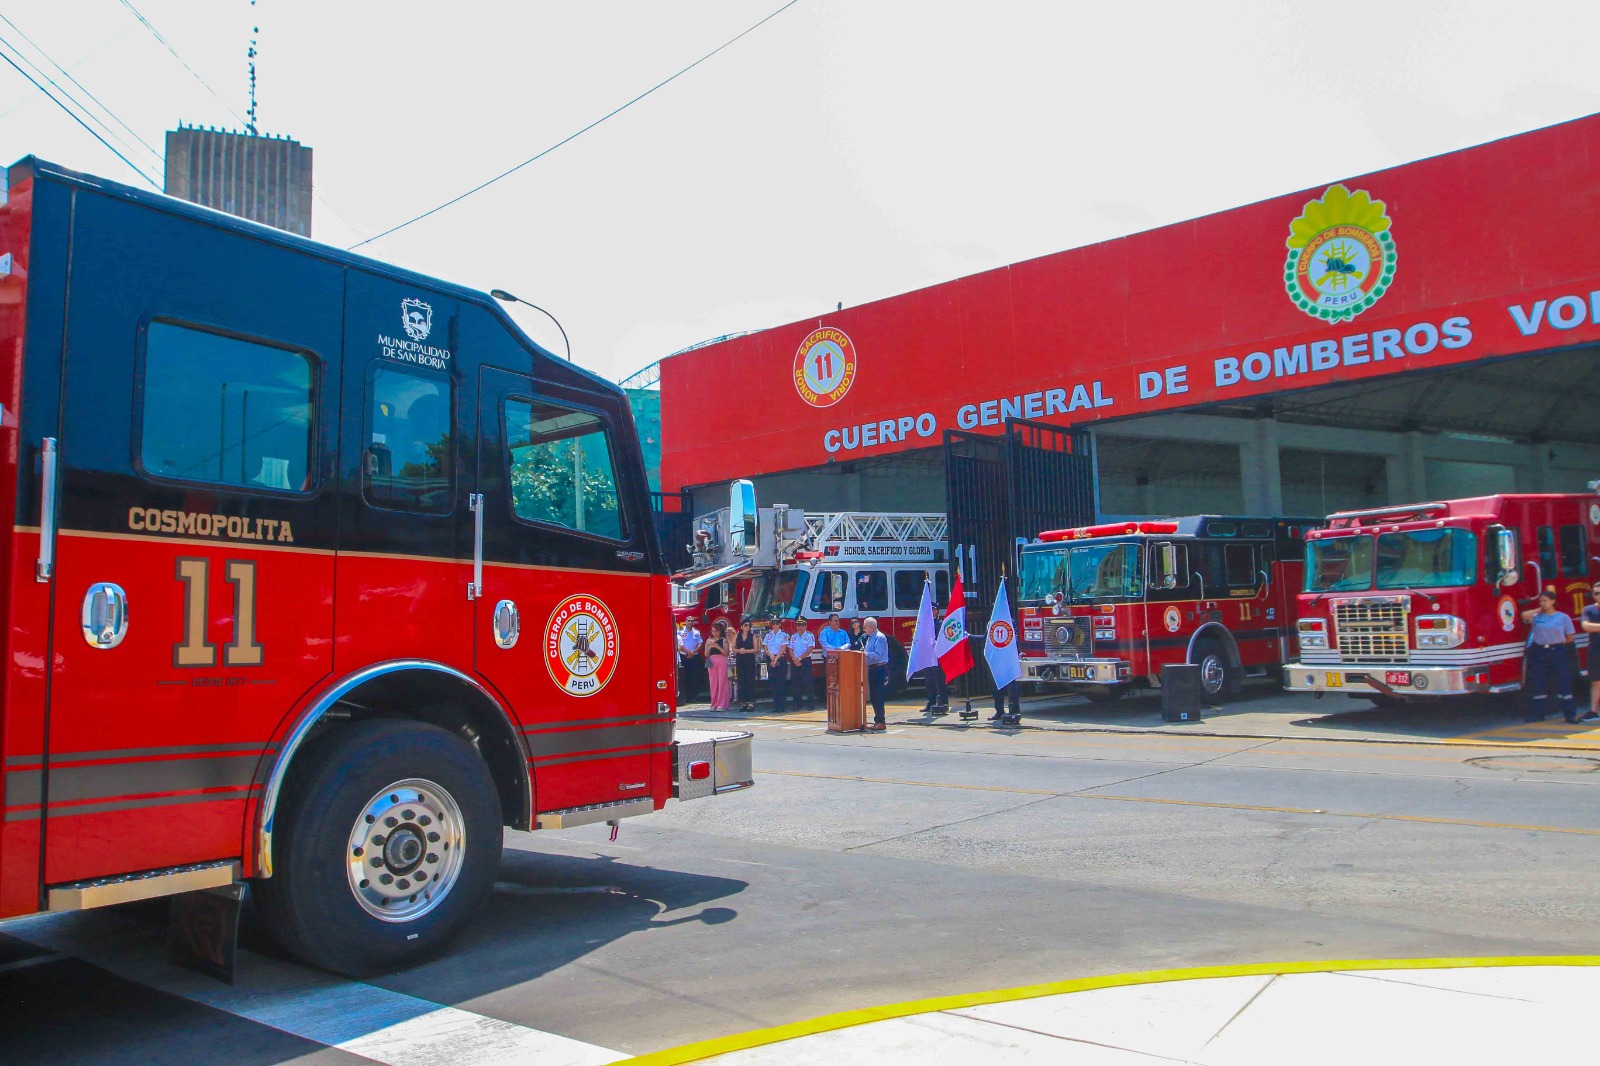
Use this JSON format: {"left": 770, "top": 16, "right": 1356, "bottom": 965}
{"left": 1192, "top": 638, "right": 1241, "bottom": 700}
{"left": 256, "top": 719, "right": 503, "bottom": 977}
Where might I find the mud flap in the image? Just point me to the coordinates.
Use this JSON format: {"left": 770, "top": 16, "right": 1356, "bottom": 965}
{"left": 169, "top": 883, "right": 245, "bottom": 983}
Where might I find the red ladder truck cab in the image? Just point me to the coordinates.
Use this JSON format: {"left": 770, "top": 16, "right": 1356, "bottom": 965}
{"left": 1017, "top": 516, "right": 1323, "bottom": 701}
{"left": 0, "top": 158, "right": 752, "bottom": 978}
{"left": 1284, "top": 493, "right": 1599, "bottom": 700}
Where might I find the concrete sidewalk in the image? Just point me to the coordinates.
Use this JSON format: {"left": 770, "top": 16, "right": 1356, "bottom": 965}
{"left": 681, "top": 685, "right": 1600, "bottom": 751}
{"left": 630, "top": 960, "right": 1599, "bottom": 1065}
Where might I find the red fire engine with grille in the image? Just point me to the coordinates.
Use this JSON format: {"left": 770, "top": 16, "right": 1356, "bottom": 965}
{"left": 1284, "top": 494, "right": 1599, "bottom": 700}
{"left": 1016, "top": 516, "right": 1322, "bottom": 701}
{"left": 0, "top": 159, "right": 752, "bottom": 977}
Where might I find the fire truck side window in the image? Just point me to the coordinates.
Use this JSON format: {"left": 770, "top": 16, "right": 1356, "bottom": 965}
{"left": 504, "top": 398, "right": 626, "bottom": 541}
{"left": 1537, "top": 526, "right": 1557, "bottom": 582}
{"left": 1559, "top": 525, "right": 1587, "bottom": 578}
{"left": 139, "top": 321, "right": 315, "bottom": 491}
{"left": 856, "top": 570, "right": 889, "bottom": 613}
{"left": 894, "top": 570, "right": 928, "bottom": 610}
{"left": 810, "top": 570, "right": 847, "bottom": 614}
{"left": 1224, "top": 544, "right": 1257, "bottom": 587}
{"left": 364, "top": 364, "right": 453, "bottom": 513}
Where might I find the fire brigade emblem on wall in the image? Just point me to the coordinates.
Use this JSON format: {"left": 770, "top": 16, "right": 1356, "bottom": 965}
{"left": 401, "top": 298, "right": 434, "bottom": 342}
{"left": 1284, "top": 184, "right": 1396, "bottom": 323}
{"left": 793, "top": 327, "right": 857, "bottom": 407}
{"left": 545, "top": 595, "right": 620, "bottom": 697}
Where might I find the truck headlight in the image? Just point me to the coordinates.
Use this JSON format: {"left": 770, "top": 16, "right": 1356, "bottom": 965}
{"left": 1297, "top": 619, "right": 1328, "bottom": 649}
{"left": 1414, "top": 615, "right": 1466, "bottom": 649}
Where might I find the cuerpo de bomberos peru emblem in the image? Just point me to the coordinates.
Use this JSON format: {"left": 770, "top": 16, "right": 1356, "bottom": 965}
{"left": 1284, "top": 184, "right": 1396, "bottom": 323}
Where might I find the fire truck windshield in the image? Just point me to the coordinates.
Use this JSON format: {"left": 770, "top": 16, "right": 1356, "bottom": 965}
{"left": 747, "top": 570, "right": 810, "bottom": 620}
{"left": 1021, "top": 542, "right": 1142, "bottom": 604}
{"left": 1305, "top": 535, "right": 1375, "bottom": 592}
{"left": 1375, "top": 528, "right": 1478, "bottom": 589}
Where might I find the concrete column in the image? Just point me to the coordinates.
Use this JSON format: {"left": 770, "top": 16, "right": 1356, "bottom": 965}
{"left": 1242, "top": 419, "right": 1283, "bottom": 514}
{"left": 1401, "top": 431, "right": 1428, "bottom": 500}
{"left": 1526, "top": 443, "right": 1552, "bottom": 492}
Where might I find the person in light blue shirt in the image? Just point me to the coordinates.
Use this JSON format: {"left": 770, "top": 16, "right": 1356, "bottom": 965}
{"left": 862, "top": 617, "right": 890, "bottom": 731}
{"left": 1520, "top": 588, "right": 1577, "bottom": 723}
{"left": 819, "top": 613, "right": 853, "bottom": 650}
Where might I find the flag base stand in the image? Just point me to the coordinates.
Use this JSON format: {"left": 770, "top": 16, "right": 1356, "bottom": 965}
{"left": 958, "top": 698, "right": 979, "bottom": 721}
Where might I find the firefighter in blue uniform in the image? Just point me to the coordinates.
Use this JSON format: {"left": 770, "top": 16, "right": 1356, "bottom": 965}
{"left": 1521, "top": 589, "right": 1578, "bottom": 723}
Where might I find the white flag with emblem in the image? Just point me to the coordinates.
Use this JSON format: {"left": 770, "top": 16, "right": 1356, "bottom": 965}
{"left": 906, "top": 576, "right": 938, "bottom": 681}
{"left": 984, "top": 577, "right": 1022, "bottom": 690}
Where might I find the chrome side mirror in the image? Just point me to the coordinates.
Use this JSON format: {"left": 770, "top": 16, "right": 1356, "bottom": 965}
{"left": 729, "top": 479, "right": 759, "bottom": 555}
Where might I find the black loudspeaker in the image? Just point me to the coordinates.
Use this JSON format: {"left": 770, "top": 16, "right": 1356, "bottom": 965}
{"left": 1161, "top": 663, "right": 1204, "bottom": 723}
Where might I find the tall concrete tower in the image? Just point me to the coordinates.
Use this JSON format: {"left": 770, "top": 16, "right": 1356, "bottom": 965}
{"left": 164, "top": 125, "right": 313, "bottom": 237}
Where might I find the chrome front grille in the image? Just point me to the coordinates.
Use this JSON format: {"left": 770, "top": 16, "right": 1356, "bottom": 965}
{"left": 1333, "top": 596, "right": 1409, "bottom": 663}
{"left": 1043, "top": 617, "right": 1093, "bottom": 660}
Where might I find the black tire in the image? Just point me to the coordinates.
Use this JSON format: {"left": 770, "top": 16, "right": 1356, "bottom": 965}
{"left": 1192, "top": 638, "right": 1241, "bottom": 701}
{"left": 1082, "top": 685, "right": 1125, "bottom": 703}
{"left": 255, "top": 719, "right": 502, "bottom": 977}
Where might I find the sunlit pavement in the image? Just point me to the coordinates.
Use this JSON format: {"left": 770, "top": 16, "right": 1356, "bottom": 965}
{"left": 682, "top": 683, "right": 1600, "bottom": 750}
{"left": 673, "top": 961, "right": 1600, "bottom": 1065}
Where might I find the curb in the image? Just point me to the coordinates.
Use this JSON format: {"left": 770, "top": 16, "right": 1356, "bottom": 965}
{"left": 615, "top": 955, "right": 1600, "bottom": 1065}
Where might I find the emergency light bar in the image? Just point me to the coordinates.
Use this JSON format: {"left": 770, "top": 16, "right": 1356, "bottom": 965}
{"left": 1036, "top": 521, "right": 1179, "bottom": 542}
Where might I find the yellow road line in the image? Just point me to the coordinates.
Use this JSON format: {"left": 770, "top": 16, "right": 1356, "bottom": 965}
{"left": 617, "top": 955, "right": 1600, "bottom": 1065}
{"left": 756, "top": 769, "right": 1600, "bottom": 836}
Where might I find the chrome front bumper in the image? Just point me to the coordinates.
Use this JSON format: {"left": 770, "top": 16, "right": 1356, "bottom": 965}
{"left": 672, "top": 728, "right": 755, "bottom": 800}
{"left": 1020, "top": 658, "right": 1129, "bottom": 685}
{"left": 1283, "top": 663, "right": 1493, "bottom": 697}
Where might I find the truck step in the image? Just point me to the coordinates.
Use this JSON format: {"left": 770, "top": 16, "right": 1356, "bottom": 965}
{"left": 48, "top": 860, "right": 239, "bottom": 912}
{"left": 535, "top": 797, "right": 654, "bottom": 830}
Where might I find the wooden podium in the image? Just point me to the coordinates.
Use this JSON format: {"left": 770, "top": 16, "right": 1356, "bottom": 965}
{"left": 826, "top": 649, "right": 866, "bottom": 733}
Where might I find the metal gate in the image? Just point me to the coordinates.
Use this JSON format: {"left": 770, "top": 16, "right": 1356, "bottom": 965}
{"left": 943, "top": 418, "right": 1096, "bottom": 694}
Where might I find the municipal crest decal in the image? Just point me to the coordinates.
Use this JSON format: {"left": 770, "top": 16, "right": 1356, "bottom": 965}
{"left": 401, "top": 298, "right": 434, "bottom": 342}
{"left": 1284, "top": 184, "right": 1396, "bottom": 322}
{"left": 793, "top": 327, "right": 857, "bottom": 407}
{"left": 545, "top": 595, "right": 620, "bottom": 697}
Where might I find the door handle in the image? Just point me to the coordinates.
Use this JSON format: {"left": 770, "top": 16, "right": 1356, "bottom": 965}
{"left": 493, "top": 599, "right": 520, "bottom": 649}
{"left": 36, "top": 437, "right": 57, "bottom": 582}
{"left": 467, "top": 493, "right": 484, "bottom": 600}
{"left": 81, "top": 582, "right": 129, "bottom": 648}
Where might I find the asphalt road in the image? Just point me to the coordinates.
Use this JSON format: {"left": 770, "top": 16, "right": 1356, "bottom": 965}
{"left": 5, "top": 713, "right": 1600, "bottom": 1063}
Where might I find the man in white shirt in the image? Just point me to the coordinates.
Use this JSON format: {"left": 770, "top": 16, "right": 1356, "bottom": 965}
{"left": 789, "top": 621, "right": 818, "bottom": 710}
{"left": 862, "top": 617, "right": 890, "bottom": 731}
{"left": 677, "top": 620, "right": 704, "bottom": 703}
{"left": 763, "top": 620, "right": 792, "bottom": 712}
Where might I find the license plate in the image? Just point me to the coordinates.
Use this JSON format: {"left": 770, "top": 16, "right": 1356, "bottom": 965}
{"left": 1065, "top": 665, "right": 1093, "bottom": 681}
{"left": 1324, "top": 672, "right": 1343, "bottom": 688}
{"left": 1384, "top": 670, "right": 1412, "bottom": 686}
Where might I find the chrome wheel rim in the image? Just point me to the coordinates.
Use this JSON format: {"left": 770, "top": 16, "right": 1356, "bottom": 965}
{"left": 1199, "top": 655, "right": 1227, "bottom": 696}
{"left": 346, "top": 778, "right": 465, "bottom": 922}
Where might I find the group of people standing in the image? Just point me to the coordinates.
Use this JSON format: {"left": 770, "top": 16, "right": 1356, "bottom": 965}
{"left": 675, "top": 614, "right": 878, "bottom": 716}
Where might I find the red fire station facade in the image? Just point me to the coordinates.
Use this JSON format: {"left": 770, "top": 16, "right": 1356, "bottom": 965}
{"left": 660, "top": 115, "right": 1600, "bottom": 515}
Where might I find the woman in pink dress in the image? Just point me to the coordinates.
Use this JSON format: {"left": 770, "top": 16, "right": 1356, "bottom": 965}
{"left": 705, "top": 619, "right": 733, "bottom": 711}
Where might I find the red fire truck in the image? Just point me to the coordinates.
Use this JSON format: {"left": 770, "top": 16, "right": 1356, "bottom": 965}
{"left": 0, "top": 158, "right": 752, "bottom": 976}
{"left": 1284, "top": 493, "right": 1599, "bottom": 701}
{"left": 1016, "top": 516, "right": 1322, "bottom": 701}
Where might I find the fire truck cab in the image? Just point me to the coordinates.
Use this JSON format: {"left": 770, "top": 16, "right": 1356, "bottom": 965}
{"left": 0, "top": 159, "right": 752, "bottom": 976}
{"left": 1285, "top": 493, "right": 1599, "bottom": 700}
{"left": 1017, "top": 516, "right": 1321, "bottom": 701}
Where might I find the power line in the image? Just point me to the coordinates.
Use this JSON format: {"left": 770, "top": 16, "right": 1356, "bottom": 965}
{"left": 349, "top": 0, "right": 803, "bottom": 250}
{"left": 0, "top": 42, "right": 158, "bottom": 187}
{"left": 116, "top": 0, "right": 235, "bottom": 114}
{"left": 0, "top": 15, "right": 162, "bottom": 169}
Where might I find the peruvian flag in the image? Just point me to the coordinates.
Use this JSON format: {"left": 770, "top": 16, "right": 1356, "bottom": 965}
{"left": 933, "top": 569, "right": 976, "bottom": 682}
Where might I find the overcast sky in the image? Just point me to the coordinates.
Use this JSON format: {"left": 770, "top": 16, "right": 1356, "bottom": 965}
{"left": 1, "top": 1, "right": 1597, "bottom": 381}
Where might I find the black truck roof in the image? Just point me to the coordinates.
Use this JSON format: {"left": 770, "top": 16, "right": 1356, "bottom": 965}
{"left": 6, "top": 155, "right": 620, "bottom": 397}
